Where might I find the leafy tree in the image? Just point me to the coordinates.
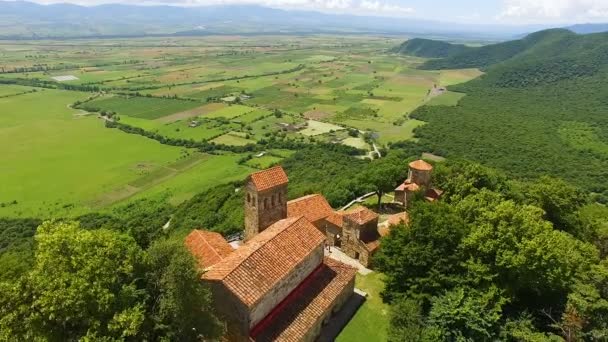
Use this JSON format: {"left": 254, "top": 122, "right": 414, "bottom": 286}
{"left": 387, "top": 298, "right": 426, "bottom": 342}
{"left": 374, "top": 202, "right": 468, "bottom": 302}
{"left": 144, "top": 239, "right": 223, "bottom": 340}
{"left": 524, "top": 176, "right": 589, "bottom": 238}
{"left": 426, "top": 286, "right": 508, "bottom": 341}
{"left": 0, "top": 221, "right": 147, "bottom": 340}
{"left": 360, "top": 152, "right": 406, "bottom": 209}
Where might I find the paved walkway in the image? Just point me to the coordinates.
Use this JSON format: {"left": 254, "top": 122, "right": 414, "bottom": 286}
{"left": 325, "top": 246, "right": 373, "bottom": 275}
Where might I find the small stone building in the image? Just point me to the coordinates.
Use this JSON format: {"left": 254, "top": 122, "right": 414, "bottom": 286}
{"left": 339, "top": 207, "right": 380, "bottom": 267}
{"left": 395, "top": 159, "right": 443, "bottom": 207}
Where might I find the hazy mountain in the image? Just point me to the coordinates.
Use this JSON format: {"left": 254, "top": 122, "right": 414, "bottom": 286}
{"left": 0, "top": 1, "right": 542, "bottom": 39}
{"left": 567, "top": 23, "right": 608, "bottom": 34}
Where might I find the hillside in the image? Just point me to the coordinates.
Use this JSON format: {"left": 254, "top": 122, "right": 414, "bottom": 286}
{"left": 408, "top": 29, "right": 608, "bottom": 202}
{"left": 390, "top": 38, "right": 471, "bottom": 58}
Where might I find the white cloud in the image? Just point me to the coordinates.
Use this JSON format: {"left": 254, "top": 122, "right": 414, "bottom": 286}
{"left": 499, "top": 0, "right": 608, "bottom": 23}
{"left": 27, "top": 0, "right": 415, "bottom": 17}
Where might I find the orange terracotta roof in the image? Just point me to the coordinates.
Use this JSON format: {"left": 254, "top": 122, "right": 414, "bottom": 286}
{"left": 364, "top": 239, "right": 381, "bottom": 252}
{"left": 185, "top": 230, "right": 234, "bottom": 269}
{"left": 409, "top": 159, "right": 433, "bottom": 171}
{"left": 249, "top": 166, "right": 288, "bottom": 191}
{"left": 395, "top": 181, "right": 420, "bottom": 192}
{"left": 287, "top": 194, "right": 334, "bottom": 223}
{"left": 203, "top": 216, "right": 325, "bottom": 307}
{"left": 425, "top": 188, "right": 444, "bottom": 201}
{"left": 343, "top": 206, "right": 378, "bottom": 225}
{"left": 326, "top": 211, "right": 344, "bottom": 227}
{"left": 250, "top": 258, "right": 356, "bottom": 341}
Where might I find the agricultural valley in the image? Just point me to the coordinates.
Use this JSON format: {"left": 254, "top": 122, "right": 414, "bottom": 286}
{"left": 2, "top": 3, "right": 608, "bottom": 341}
{"left": 0, "top": 36, "right": 480, "bottom": 218}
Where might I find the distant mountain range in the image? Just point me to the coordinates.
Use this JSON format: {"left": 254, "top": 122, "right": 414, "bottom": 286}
{"left": 0, "top": 1, "right": 551, "bottom": 40}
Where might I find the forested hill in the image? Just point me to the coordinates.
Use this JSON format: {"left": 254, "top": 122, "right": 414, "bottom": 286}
{"left": 409, "top": 29, "right": 608, "bottom": 202}
{"left": 390, "top": 38, "right": 471, "bottom": 58}
{"left": 416, "top": 29, "right": 578, "bottom": 70}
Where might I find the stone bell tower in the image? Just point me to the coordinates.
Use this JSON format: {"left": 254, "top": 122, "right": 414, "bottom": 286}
{"left": 244, "top": 166, "right": 288, "bottom": 241}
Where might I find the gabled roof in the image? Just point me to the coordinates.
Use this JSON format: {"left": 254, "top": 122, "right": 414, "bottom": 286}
{"left": 395, "top": 180, "right": 421, "bottom": 192}
{"left": 409, "top": 159, "right": 433, "bottom": 171}
{"left": 343, "top": 206, "right": 378, "bottom": 225}
{"left": 326, "top": 211, "right": 344, "bottom": 227}
{"left": 249, "top": 258, "right": 356, "bottom": 341}
{"left": 203, "top": 216, "right": 325, "bottom": 307}
{"left": 185, "top": 230, "right": 234, "bottom": 269}
{"left": 248, "top": 166, "right": 288, "bottom": 191}
{"left": 287, "top": 194, "right": 334, "bottom": 223}
{"left": 425, "top": 188, "right": 444, "bottom": 202}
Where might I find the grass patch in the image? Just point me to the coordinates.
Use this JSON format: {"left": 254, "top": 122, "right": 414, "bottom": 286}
{"left": 211, "top": 132, "right": 256, "bottom": 146}
{"left": 299, "top": 120, "right": 345, "bottom": 136}
{"left": 337, "top": 272, "right": 389, "bottom": 342}
{"left": 81, "top": 96, "right": 201, "bottom": 120}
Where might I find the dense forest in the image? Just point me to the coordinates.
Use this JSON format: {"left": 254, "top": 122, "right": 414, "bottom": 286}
{"left": 401, "top": 29, "right": 608, "bottom": 202}
{"left": 376, "top": 160, "right": 608, "bottom": 340}
{"left": 390, "top": 38, "right": 471, "bottom": 58}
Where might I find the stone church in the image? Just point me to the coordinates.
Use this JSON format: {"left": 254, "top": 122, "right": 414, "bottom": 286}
{"left": 185, "top": 166, "right": 360, "bottom": 341}
{"left": 394, "top": 159, "right": 443, "bottom": 207}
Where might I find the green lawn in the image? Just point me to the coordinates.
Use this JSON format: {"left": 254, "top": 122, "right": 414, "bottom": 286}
{"left": 299, "top": 119, "right": 345, "bottom": 136}
{"left": 0, "top": 89, "right": 188, "bottom": 218}
{"left": 81, "top": 96, "right": 202, "bottom": 119}
{"left": 205, "top": 104, "right": 253, "bottom": 119}
{"left": 211, "top": 132, "right": 256, "bottom": 146}
{"left": 337, "top": 272, "right": 389, "bottom": 342}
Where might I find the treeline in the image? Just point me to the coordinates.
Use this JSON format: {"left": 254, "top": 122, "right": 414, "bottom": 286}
{"left": 104, "top": 120, "right": 363, "bottom": 156}
{"left": 376, "top": 160, "right": 608, "bottom": 340}
{"left": 408, "top": 29, "right": 608, "bottom": 203}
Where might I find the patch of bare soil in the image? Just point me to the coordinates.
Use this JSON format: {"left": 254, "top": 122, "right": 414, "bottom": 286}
{"left": 304, "top": 110, "right": 332, "bottom": 120}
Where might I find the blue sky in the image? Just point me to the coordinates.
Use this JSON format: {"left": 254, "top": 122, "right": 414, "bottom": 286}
{"left": 27, "top": 0, "right": 608, "bottom": 25}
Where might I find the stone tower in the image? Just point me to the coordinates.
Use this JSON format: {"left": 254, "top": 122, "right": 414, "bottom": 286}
{"left": 244, "top": 166, "right": 289, "bottom": 241}
{"left": 407, "top": 159, "right": 433, "bottom": 188}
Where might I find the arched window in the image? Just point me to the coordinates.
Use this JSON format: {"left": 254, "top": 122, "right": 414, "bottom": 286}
{"left": 264, "top": 198, "right": 268, "bottom": 209}
{"left": 247, "top": 193, "right": 251, "bottom": 203}
{"left": 278, "top": 193, "right": 282, "bottom": 204}
{"left": 271, "top": 194, "right": 276, "bottom": 207}
{"left": 252, "top": 196, "right": 256, "bottom": 207}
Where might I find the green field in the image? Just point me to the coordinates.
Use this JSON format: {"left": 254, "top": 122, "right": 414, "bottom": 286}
{"left": 81, "top": 96, "right": 202, "bottom": 119}
{"left": 0, "top": 35, "right": 482, "bottom": 219}
{"left": 337, "top": 272, "right": 389, "bottom": 342}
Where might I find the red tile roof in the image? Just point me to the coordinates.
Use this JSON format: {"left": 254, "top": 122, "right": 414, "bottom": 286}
{"left": 249, "top": 166, "right": 288, "bottom": 191}
{"left": 203, "top": 216, "right": 325, "bottom": 307}
{"left": 364, "top": 239, "right": 381, "bottom": 252}
{"left": 249, "top": 258, "right": 356, "bottom": 341}
{"left": 287, "top": 194, "right": 334, "bottom": 223}
{"left": 395, "top": 181, "right": 420, "bottom": 192}
{"left": 425, "top": 188, "right": 444, "bottom": 201}
{"left": 185, "top": 230, "right": 234, "bottom": 269}
{"left": 409, "top": 159, "right": 433, "bottom": 171}
{"left": 343, "top": 206, "right": 378, "bottom": 225}
{"left": 326, "top": 211, "right": 344, "bottom": 227}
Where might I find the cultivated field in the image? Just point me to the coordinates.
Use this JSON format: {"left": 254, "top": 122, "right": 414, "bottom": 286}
{"left": 0, "top": 35, "right": 481, "bottom": 218}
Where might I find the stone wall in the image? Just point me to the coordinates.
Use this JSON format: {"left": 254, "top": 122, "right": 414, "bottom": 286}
{"left": 207, "top": 280, "right": 251, "bottom": 341}
{"left": 409, "top": 168, "right": 431, "bottom": 187}
{"left": 244, "top": 182, "right": 288, "bottom": 240}
{"left": 248, "top": 244, "right": 324, "bottom": 328}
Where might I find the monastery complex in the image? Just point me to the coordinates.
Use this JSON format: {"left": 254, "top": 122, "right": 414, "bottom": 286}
{"left": 185, "top": 159, "right": 440, "bottom": 341}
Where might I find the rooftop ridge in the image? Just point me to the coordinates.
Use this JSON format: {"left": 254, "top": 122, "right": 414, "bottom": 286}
{"left": 204, "top": 216, "right": 303, "bottom": 280}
